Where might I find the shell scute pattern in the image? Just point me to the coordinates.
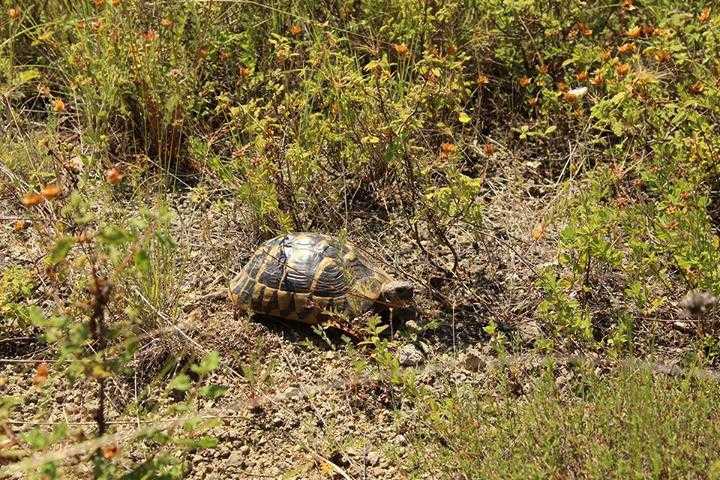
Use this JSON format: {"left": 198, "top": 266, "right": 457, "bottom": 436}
{"left": 230, "top": 232, "right": 390, "bottom": 323}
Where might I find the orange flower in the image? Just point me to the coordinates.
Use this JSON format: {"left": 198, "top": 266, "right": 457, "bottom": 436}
{"left": 392, "top": 43, "right": 409, "bottom": 56}
{"left": 618, "top": 42, "right": 635, "bottom": 55}
{"left": 482, "top": 143, "right": 495, "bottom": 156}
{"left": 93, "top": 0, "right": 105, "bottom": 7}
{"left": 654, "top": 50, "right": 671, "bottom": 63}
{"left": 239, "top": 66, "right": 252, "bottom": 78}
{"left": 110, "top": 0, "right": 121, "bottom": 5}
{"left": 600, "top": 49, "right": 612, "bottom": 61}
{"left": 105, "top": 167, "right": 124, "bottom": 184}
{"left": 527, "top": 97, "right": 538, "bottom": 107}
{"left": 642, "top": 25, "right": 656, "bottom": 37}
{"left": 563, "top": 86, "right": 588, "bottom": 102}
{"left": 21, "top": 192, "right": 45, "bottom": 207}
{"left": 101, "top": 444, "right": 119, "bottom": 459}
{"left": 622, "top": 0, "right": 636, "bottom": 10}
{"left": 160, "top": 18, "right": 173, "bottom": 28}
{"left": 289, "top": 24, "right": 302, "bottom": 37}
{"left": 33, "top": 363, "right": 49, "bottom": 385}
{"left": 576, "top": 70, "right": 589, "bottom": 82}
{"left": 7, "top": 6, "right": 20, "bottom": 19}
{"left": 531, "top": 223, "right": 545, "bottom": 241}
{"left": 556, "top": 81, "right": 569, "bottom": 92}
{"left": 91, "top": 19, "right": 102, "bottom": 31}
{"left": 576, "top": 22, "right": 593, "bottom": 37}
{"left": 52, "top": 98, "right": 65, "bottom": 112}
{"left": 615, "top": 63, "right": 630, "bottom": 76}
{"left": 626, "top": 26, "right": 641, "bottom": 38}
{"left": 143, "top": 29, "right": 158, "bottom": 42}
{"left": 440, "top": 143, "right": 456, "bottom": 155}
{"left": 518, "top": 76, "right": 532, "bottom": 87}
{"left": 476, "top": 74, "right": 490, "bottom": 86}
{"left": 13, "top": 220, "right": 29, "bottom": 232}
{"left": 590, "top": 72, "right": 605, "bottom": 86}
{"left": 40, "top": 184, "right": 61, "bottom": 199}
{"left": 688, "top": 81, "right": 704, "bottom": 95}
{"left": 699, "top": 7, "right": 711, "bottom": 23}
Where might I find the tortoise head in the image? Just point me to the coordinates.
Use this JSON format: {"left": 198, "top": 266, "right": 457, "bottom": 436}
{"left": 379, "top": 280, "right": 414, "bottom": 308}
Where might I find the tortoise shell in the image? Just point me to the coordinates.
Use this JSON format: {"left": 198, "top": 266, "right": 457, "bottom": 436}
{"left": 229, "top": 233, "right": 392, "bottom": 324}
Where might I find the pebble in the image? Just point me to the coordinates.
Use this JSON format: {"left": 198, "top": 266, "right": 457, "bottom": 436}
{"left": 516, "top": 321, "right": 543, "bottom": 344}
{"left": 458, "top": 349, "right": 486, "bottom": 372}
{"left": 398, "top": 344, "right": 424, "bottom": 367}
{"left": 226, "top": 452, "right": 245, "bottom": 467}
{"left": 365, "top": 451, "right": 380, "bottom": 466}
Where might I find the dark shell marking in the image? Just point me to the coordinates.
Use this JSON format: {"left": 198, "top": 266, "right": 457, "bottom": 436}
{"left": 230, "top": 233, "right": 390, "bottom": 323}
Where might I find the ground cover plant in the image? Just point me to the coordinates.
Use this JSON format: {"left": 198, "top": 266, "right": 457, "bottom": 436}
{"left": 1, "top": 0, "right": 719, "bottom": 478}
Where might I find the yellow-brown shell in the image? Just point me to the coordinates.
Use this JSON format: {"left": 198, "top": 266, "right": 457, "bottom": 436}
{"left": 229, "top": 233, "right": 392, "bottom": 324}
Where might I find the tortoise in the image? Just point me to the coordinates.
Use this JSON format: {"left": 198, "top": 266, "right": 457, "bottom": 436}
{"left": 229, "top": 232, "right": 414, "bottom": 326}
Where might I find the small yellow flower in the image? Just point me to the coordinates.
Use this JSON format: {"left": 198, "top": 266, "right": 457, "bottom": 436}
{"left": 392, "top": 43, "right": 409, "bottom": 56}
{"left": 626, "top": 26, "right": 641, "bottom": 38}
{"left": 52, "top": 98, "right": 65, "bottom": 112}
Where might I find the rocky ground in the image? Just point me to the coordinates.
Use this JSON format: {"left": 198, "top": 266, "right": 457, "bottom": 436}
{"left": 0, "top": 160, "right": 693, "bottom": 478}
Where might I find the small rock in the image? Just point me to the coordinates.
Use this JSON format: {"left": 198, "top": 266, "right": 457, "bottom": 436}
{"left": 365, "top": 451, "right": 380, "bottom": 466}
{"left": 398, "top": 344, "right": 424, "bottom": 367}
{"left": 227, "top": 452, "right": 245, "bottom": 467}
{"left": 404, "top": 320, "right": 420, "bottom": 333}
{"left": 516, "top": 321, "right": 543, "bottom": 344}
{"left": 459, "top": 349, "right": 486, "bottom": 372}
{"left": 281, "top": 386, "right": 305, "bottom": 402}
{"left": 679, "top": 291, "right": 717, "bottom": 315}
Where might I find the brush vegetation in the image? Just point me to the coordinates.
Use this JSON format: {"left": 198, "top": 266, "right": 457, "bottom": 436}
{"left": 1, "top": 0, "right": 719, "bottom": 478}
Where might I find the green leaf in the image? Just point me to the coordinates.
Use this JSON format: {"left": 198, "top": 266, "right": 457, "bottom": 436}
{"left": 174, "top": 436, "right": 218, "bottom": 449}
{"left": 134, "top": 249, "right": 151, "bottom": 275}
{"left": 200, "top": 384, "right": 228, "bottom": 399}
{"left": 14, "top": 69, "right": 41, "bottom": 87}
{"left": 99, "top": 226, "right": 133, "bottom": 246}
{"left": 458, "top": 111, "right": 471, "bottom": 124}
{"left": 168, "top": 374, "right": 192, "bottom": 391}
{"left": 191, "top": 351, "right": 220, "bottom": 376}
{"left": 48, "top": 237, "right": 75, "bottom": 265}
